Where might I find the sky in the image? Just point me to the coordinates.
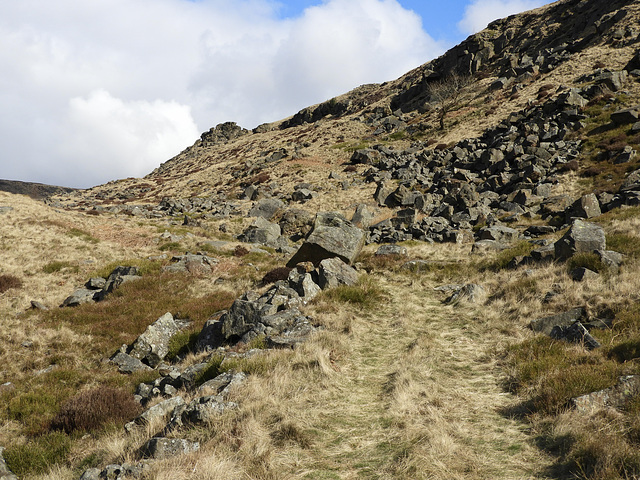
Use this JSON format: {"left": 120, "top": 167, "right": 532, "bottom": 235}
{"left": 0, "top": 0, "right": 551, "bottom": 189}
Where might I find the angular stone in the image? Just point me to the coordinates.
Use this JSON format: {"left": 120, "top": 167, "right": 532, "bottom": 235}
{"left": 220, "top": 294, "right": 263, "bottom": 339}
{"left": 140, "top": 437, "right": 199, "bottom": 460}
{"left": 595, "top": 249, "right": 624, "bottom": 273}
{"left": 126, "top": 396, "right": 185, "bottom": 431}
{"left": 85, "top": 277, "right": 107, "bottom": 290}
{"left": 110, "top": 352, "right": 153, "bottom": 374}
{"left": 128, "top": 313, "right": 190, "bottom": 368}
{"left": 569, "top": 193, "right": 601, "bottom": 219}
{"left": 317, "top": 257, "right": 359, "bottom": 290}
{"left": 477, "top": 225, "right": 520, "bottom": 243}
{"left": 570, "top": 267, "right": 600, "bottom": 282}
{"left": 351, "top": 204, "right": 374, "bottom": 229}
{"left": 287, "top": 212, "right": 364, "bottom": 267}
{"left": 61, "top": 288, "right": 98, "bottom": 307}
{"left": 443, "top": 284, "right": 486, "bottom": 305}
{"left": 103, "top": 266, "right": 142, "bottom": 294}
{"left": 554, "top": 220, "right": 606, "bottom": 260}
{"left": 287, "top": 269, "right": 321, "bottom": 300}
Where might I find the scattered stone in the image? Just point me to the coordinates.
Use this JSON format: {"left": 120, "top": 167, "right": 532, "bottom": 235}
{"left": 103, "top": 266, "right": 142, "bottom": 294}
{"left": 572, "top": 375, "right": 640, "bottom": 413}
{"left": 351, "top": 204, "right": 374, "bottom": 229}
{"left": 248, "top": 198, "right": 284, "bottom": 220}
{"left": 239, "top": 217, "right": 281, "bottom": 246}
{"left": 611, "top": 106, "right": 640, "bottom": 125}
{"left": 568, "top": 193, "right": 601, "bottom": 219}
{"left": 162, "top": 253, "right": 218, "bottom": 274}
{"left": 374, "top": 244, "right": 406, "bottom": 256}
{"left": 127, "top": 313, "right": 191, "bottom": 368}
{"left": 61, "top": 288, "right": 99, "bottom": 307}
{"left": 570, "top": 267, "right": 600, "bottom": 282}
{"left": 125, "top": 396, "right": 185, "bottom": 432}
{"left": 30, "top": 300, "right": 48, "bottom": 310}
{"left": 286, "top": 212, "right": 364, "bottom": 267}
{"left": 110, "top": 352, "right": 153, "bottom": 374}
{"left": 140, "top": 437, "right": 200, "bottom": 460}
{"left": 595, "top": 249, "right": 624, "bottom": 273}
{"left": 317, "top": 257, "right": 359, "bottom": 289}
{"left": 443, "top": 284, "right": 486, "bottom": 305}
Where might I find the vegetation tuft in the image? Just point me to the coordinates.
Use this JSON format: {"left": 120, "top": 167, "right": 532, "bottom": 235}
{"left": 50, "top": 387, "right": 141, "bottom": 433}
{"left": 319, "top": 276, "right": 385, "bottom": 310}
{"left": 3, "top": 431, "right": 71, "bottom": 477}
{"left": 0, "top": 273, "right": 22, "bottom": 293}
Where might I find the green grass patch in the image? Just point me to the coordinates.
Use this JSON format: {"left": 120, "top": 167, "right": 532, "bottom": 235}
{"left": 3, "top": 431, "right": 71, "bottom": 477}
{"left": 319, "top": 277, "right": 386, "bottom": 310}
{"left": 605, "top": 232, "right": 640, "bottom": 258}
{"left": 159, "top": 241, "right": 182, "bottom": 252}
{"left": 194, "top": 355, "right": 225, "bottom": 386}
{"left": 66, "top": 228, "right": 99, "bottom": 244}
{"left": 482, "top": 241, "right": 535, "bottom": 271}
{"left": 91, "top": 258, "right": 163, "bottom": 278}
{"left": 566, "top": 252, "right": 606, "bottom": 274}
{"left": 42, "top": 260, "right": 78, "bottom": 274}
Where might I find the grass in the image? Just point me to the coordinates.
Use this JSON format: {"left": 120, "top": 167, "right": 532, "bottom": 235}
{"left": 42, "top": 260, "right": 78, "bottom": 274}
{"left": 317, "top": 276, "right": 386, "bottom": 310}
{"left": 3, "top": 431, "right": 72, "bottom": 477}
{"left": 481, "top": 241, "right": 535, "bottom": 271}
{"left": 66, "top": 227, "right": 100, "bottom": 244}
{"left": 0, "top": 273, "right": 22, "bottom": 293}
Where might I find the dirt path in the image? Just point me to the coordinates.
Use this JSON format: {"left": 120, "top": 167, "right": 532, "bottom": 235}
{"left": 275, "top": 274, "right": 554, "bottom": 479}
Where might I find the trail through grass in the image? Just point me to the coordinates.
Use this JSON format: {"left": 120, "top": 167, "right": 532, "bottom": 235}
{"left": 247, "top": 274, "right": 555, "bottom": 479}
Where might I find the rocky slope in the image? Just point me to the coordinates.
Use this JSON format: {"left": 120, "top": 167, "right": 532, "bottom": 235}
{"left": 2, "top": 0, "right": 640, "bottom": 478}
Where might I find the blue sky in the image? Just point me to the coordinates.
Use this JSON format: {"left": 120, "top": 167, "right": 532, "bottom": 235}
{"left": 0, "top": 0, "right": 551, "bottom": 187}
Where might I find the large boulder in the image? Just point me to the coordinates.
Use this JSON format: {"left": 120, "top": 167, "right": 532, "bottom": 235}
{"left": 127, "top": 313, "right": 190, "bottom": 367}
{"left": 554, "top": 220, "right": 606, "bottom": 260}
{"left": 286, "top": 212, "right": 364, "bottom": 267}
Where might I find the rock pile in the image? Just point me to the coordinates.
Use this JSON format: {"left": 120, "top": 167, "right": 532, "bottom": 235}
{"left": 61, "top": 266, "right": 142, "bottom": 307}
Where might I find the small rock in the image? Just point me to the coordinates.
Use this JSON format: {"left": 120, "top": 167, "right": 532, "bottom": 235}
{"left": 140, "top": 437, "right": 199, "bottom": 459}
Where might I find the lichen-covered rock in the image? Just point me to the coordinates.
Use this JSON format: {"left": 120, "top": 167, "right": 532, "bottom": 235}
{"left": 572, "top": 375, "right": 640, "bottom": 412}
{"left": 127, "top": 313, "right": 190, "bottom": 367}
{"left": 140, "top": 437, "right": 200, "bottom": 459}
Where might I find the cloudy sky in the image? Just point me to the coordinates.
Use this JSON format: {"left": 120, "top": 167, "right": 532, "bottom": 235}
{"left": 1, "top": 0, "right": 551, "bottom": 188}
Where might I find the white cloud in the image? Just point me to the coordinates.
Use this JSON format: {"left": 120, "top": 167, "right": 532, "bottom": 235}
{"left": 0, "top": 0, "right": 443, "bottom": 188}
{"left": 458, "top": 0, "right": 547, "bottom": 35}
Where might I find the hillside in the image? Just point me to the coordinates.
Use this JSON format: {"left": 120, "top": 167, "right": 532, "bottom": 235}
{"left": 2, "top": 0, "right": 640, "bottom": 478}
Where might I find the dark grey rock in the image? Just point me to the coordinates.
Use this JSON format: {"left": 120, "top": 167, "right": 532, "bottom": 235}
{"left": 240, "top": 217, "right": 281, "bottom": 246}
{"left": 286, "top": 212, "right": 364, "bottom": 267}
{"left": 595, "top": 249, "right": 624, "bottom": 273}
{"left": 110, "top": 352, "right": 153, "bottom": 374}
{"left": 554, "top": 219, "right": 606, "bottom": 260}
{"left": 61, "top": 288, "right": 99, "bottom": 307}
{"left": 103, "top": 266, "right": 142, "bottom": 294}
{"left": 443, "top": 284, "right": 486, "bottom": 305}
{"left": 162, "top": 254, "right": 218, "bottom": 274}
{"left": 278, "top": 208, "right": 314, "bottom": 237}
{"left": 287, "top": 268, "right": 321, "bottom": 300}
{"left": 125, "top": 396, "right": 185, "bottom": 432}
{"left": 530, "top": 307, "right": 586, "bottom": 335}
{"left": 477, "top": 225, "right": 520, "bottom": 243}
{"left": 569, "top": 193, "right": 601, "bottom": 219}
{"left": 550, "top": 322, "right": 600, "bottom": 350}
{"left": 78, "top": 468, "right": 100, "bottom": 480}
{"left": 570, "top": 267, "right": 600, "bottom": 282}
{"left": 85, "top": 277, "right": 107, "bottom": 290}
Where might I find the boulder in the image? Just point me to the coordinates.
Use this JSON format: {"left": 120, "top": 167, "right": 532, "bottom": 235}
{"left": 162, "top": 254, "right": 218, "bottom": 274}
{"left": 103, "top": 266, "right": 142, "bottom": 294}
{"left": 286, "top": 212, "right": 364, "bottom": 267}
{"left": 140, "top": 438, "right": 199, "bottom": 460}
{"left": 220, "top": 293, "right": 263, "bottom": 339}
{"left": 595, "top": 249, "right": 624, "bottom": 273}
{"left": 554, "top": 219, "right": 606, "bottom": 260}
{"left": 570, "top": 267, "right": 600, "bottom": 282}
{"left": 278, "top": 208, "right": 314, "bottom": 237}
{"left": 317, "top": 257, "right": 359, "bottom": 290}
{"left": 125, "top": 396, "right": 185, "bottom": 432}
{"left": 611, "top": 107, "right": 639, "bottom": 125}
{"left": 477, "top": 225, "right": 520, "bottom": 243}
{"left": 127, "top": 313, "right": 190, "bottom": 368}
{"left": 351, "top": 204, "right": 374, "bottom": 229}
{"left": 287, "top": 268, "right": 321, "bottom": 300}
{"left": 443, "top": 284, "right": 486, "bottom": 305}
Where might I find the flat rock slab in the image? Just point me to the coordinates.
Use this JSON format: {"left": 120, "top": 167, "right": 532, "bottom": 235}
{"left": 140, "top": 437, "right": 200, "bottom": 460}
{"left": 572, "top": 375, "right": 640, "bottom": 413}
{"left": 530, "top": 307, "right": 586, "bottom": 335}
